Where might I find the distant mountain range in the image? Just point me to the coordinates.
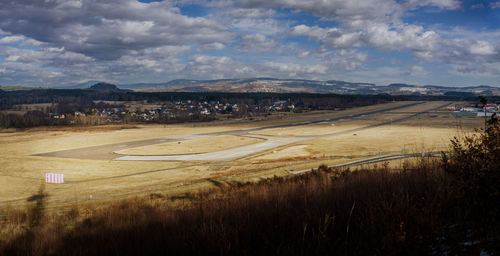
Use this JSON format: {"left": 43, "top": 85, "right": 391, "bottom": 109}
{"left": 56, "top": 78, "right": 499, "bottom": 96}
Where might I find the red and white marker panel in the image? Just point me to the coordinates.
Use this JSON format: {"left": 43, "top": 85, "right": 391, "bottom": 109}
{"left": 45, "top": 173, "right": 64, "bottom": 184}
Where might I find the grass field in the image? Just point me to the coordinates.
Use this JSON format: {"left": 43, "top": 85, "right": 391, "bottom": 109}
{"left": 0, "top": 101, "right": 483, "bottom": 209}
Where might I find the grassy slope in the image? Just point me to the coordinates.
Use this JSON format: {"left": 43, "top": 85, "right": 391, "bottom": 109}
{"left": 0, "top": 158, "right": 484, "bottom": 256}
{"left": 0, "top": 108, "right": 495, "bottom": 256}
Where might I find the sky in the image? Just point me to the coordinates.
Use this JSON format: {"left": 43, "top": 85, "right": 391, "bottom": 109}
{"left": 0, "top": 0, "right": 499, "bottom": 87}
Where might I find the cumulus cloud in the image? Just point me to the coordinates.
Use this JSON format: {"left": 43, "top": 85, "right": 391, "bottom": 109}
{"left": 183, "top": 55, "right": 253, "bottom": 79}
{"left": 405, "top": 0, "right": 461, "bottom": 10}
{"left": 19, "top": 39, "right": 47, "bottom": 47}
{"left": 0, "top": 36, "right": 25, "bottom": 45}
{"left": 236, "top": 34, "right": 278, "bottom": 53}
{"left": 0, "top": 0, "right": 232, "bottom": 60}
{"left": 291, "top": 22, "right": 439, "bottom": 52}
{"left": 291, "top": 25, "right": 362, "bottom": 49}
{"left": 471, "top": 3, "right": 485, "bottom": 9}
{"left": 414, "top": 38, "right": 499, "bottom": 65}
{"left": 322, "top": 49, "right": 367, "bottom": 72}
{"left": 222, "top": 14, "right": 284, "bottom": 35}
{"left": 469, "top": 41, "right": 496, "bottom": 56}
{"left": 224, "top": 8, "right": 276, "bottom": 19}
{"left": 0, "top": 42, "right": 193, "bottom": 86}
{"left": 410, "top": 65, "right": 427, "bottom": 76}
{"left": 291, "top": 20, "right": 500, "bottom": 76}
{"left": 259, "top": 62, "right": 327, "bottom": 77}
{"left": 0, "top": 0, "right": 499, "bottom": 86}
{"left": 235, "top": 0, "right": 463, "bottom": 21}
{"left": 491, "top": 2, "right": 500, "bottom": 9}
{"left": 199, "top": 42, "right": 226, "bottom": 51}
{"left": 0, "top": 61, "right": 73, "bottom": 86}
{"left": 236, "top": 0, "right": 403, "bottom": 22}
{"left": 450, "top": 62, "right": 500, "bottom": 77}
{"left": 0, "top": 46, "right": 94, "bottom": 67}
{"left": 230, "top": 0, "right": 500, "bottom": 78}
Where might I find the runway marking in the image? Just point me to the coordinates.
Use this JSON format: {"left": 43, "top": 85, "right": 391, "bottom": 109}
{"left": 34, "top": 101, "right": 430, "bottom": 161}
{"left": 115, "top": 102, "right": 449, "bottom": 162}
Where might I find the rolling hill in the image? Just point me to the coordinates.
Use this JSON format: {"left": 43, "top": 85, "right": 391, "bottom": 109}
{"left": 61, "top": 78, "right": 500, "bottom": 96}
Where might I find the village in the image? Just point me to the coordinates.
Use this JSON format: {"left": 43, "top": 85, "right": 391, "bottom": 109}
{"left": 42, "top": 99, "right": 298, "bottom": 125}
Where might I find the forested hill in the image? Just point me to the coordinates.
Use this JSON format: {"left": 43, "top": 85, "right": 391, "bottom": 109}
{"left": 2, "top": 87, "right": 498, "bottom": 111}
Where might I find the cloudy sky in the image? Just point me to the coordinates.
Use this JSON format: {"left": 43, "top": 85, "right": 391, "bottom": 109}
{"left": 0, "top": 0, "right": 499, "bottom": 87}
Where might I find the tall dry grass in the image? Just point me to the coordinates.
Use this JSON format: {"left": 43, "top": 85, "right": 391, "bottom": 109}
{"left": 1, "top": 124, "right": 499, "bottom": 255}
{"left": 0, "top": 159, "right": 457, "bottom": 255}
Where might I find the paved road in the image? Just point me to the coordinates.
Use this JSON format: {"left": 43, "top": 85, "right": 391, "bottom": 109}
{"left": 290, "top": 152, "right": 444, "bottom": 175}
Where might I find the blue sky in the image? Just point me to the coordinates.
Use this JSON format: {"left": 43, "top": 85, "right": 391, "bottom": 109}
{"left": 0, "top": 0, "right": 499, "bottom": 87}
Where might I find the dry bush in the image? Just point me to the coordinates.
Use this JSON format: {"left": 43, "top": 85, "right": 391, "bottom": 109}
{"left": 0, "top": 159, "right": 457, "bottom": 256}
{"left": 1, "top": 125, "right": 499, "bottom": 255}
{"left": 442, "top": 120, "right": 500, "bottom": 253}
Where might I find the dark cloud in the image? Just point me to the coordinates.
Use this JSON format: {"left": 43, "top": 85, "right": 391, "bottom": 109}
{"left": 0, "top": 0, "right": 232, "bottom": 60}
{"left": 0, "top": 0, "right": 499, "bottom": 86}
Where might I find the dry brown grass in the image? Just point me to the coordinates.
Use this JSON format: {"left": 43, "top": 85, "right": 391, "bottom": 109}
{"left": 0, "top": 158, "right": 474, "bottom": 255}
{"left": 0, "top": 101, "right": 483, "bottom": 209}
{"left": 2, "top": 124, "right": 499, "bottom": 255}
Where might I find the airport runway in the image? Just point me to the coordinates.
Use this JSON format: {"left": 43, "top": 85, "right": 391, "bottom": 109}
{"left": 35, "top": 101, "right": 447, "bottom": 162}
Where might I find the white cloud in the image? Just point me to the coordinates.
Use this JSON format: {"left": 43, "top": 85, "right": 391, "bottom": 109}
{"left": 322, "top": 49, "right": 367, "bottom": 72}
{"left": 0, "top": 36, "right": 25, "bottom": 45}
{"left": 259, "top": 62, "right": 327, "bottom": 77}
{"left": 296, "top": 50, "right": 312, "bottom": 58}
{"left": 471, "top": 3, "right": 485, "bottom": 9}
{"left": 405, "top": 0, "right": 461, "bottom": 10}
{"left": 183, "top": 55, "right": 252, "bottom": 79}
{"left": 450, "top": 62, "right": 500, "bottom": 77}
{"left": 0, "top": 0, "right": 498, "bottom": 86}
{"left": 491, "top": 2, "right": 500, "bottom": 9}
{"left": 224, "top": 8, "right": 276, "bottom": 19}
{"left": 469, "top": 41, "right": 496, "bottom": 56}
{"left": 236, "top": 0, "right": 403, "bottom": 22}
{"left": 199, "top": 42, "right": 226, "bottom": 51}
{"left": 0, "top": 0, "right": 232, "bottom": 60}
{"left": 0, "top": 28, "right": 9, "bottom": 36}
{"left": 225, "top": 16, "right": 283, "bottom": 35}
{"left": 19, "top": 39, "right": 47, "bottom": 47}
{"left": 410, "top": 65, "right": 427, "bottom": 76}
{"left": 237, "top": 34, "right": 278, "bottom": 53}
{"left": 291, "top": 25, "right": 362, "bottom": 49}
{"left": 291, "top": 23, "right": 439, "bottom": 52}
{"left": 0, "top": 46, "right": 94, "bottom": 66}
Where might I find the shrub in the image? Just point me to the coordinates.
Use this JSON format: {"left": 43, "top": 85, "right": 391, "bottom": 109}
{"left": 442, "top": 119, "right": 500, "bottom": 252}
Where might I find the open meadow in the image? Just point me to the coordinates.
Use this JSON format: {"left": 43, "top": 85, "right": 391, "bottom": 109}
{"left": 0, "top": 101, "right": 483, "bottom": 209}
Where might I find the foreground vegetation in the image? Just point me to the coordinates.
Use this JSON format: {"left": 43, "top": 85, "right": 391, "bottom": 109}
{"left": 0, "top": 124, "right": 498, "bottom": 255}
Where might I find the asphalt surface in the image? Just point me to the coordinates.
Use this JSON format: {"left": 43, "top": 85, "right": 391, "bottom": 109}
{"left": 0, "top": 101, "right": 455, "bottom": 211}
{"left": 34, "top": 101, "right": 428, "bottom": 161}
{"left": 290, "top": 152, "right": 444, "bottom": 175}
{"left": 116, "top": 101, "right": 450, "bottom": 161}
